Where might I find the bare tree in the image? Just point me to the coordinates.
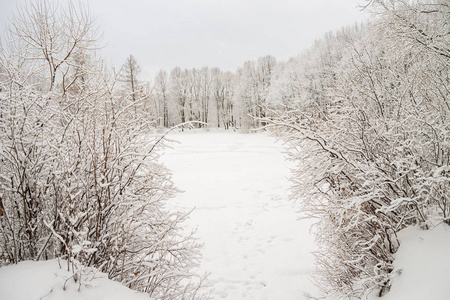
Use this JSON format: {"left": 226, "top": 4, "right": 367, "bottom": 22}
{"left": 154, "top": 70, "right": 169, "bottom": 127}
{"left": 211, "top": 68, "right": 234, "bottom": 129}
{"left": 7, "top": 0, "right": 98, "bottom": 93}
{"left": 199, "top": 67, "right": 211, "bottom": 127}
{"left": 169, "top": 67, "right": 189, "bottom": 124}
{"left": 121, "top": 55, "right": 141, "bottom": 102}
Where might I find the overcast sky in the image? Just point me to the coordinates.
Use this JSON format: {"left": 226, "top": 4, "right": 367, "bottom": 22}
{"left": 0, "top": 0, "right": 368, "bottom": 81}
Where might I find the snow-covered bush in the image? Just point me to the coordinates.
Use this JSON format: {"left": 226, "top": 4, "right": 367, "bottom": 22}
{"left": 264, "top": 0, "right": 449, "bottom": 298}
{"left": 0, "top": 1, "right": 207, "bottom": 299}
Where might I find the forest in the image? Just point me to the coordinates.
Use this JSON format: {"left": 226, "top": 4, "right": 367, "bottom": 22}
{"left": 0, "top": 0, "right": 448, "bottom": 299}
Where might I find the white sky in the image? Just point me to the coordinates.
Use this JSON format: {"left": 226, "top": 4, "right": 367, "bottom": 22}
{"left": 0, "top": 0, "right": 368, "bottom": 81}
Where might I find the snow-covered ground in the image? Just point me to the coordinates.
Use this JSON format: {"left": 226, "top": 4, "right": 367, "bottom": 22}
{"left": 163, "top": 130, "right": 450, "bottom": 300}
{"left": 368, "top": 223, "right": 450, "bottom": 300}
{"left": 161, "top": 130, "right": 318, "bottom": 299}
{"left": 1, "top": 130, "right": 449, "bottom": 300}
{"left": 0, "top": 259, "right": 151, "bottom": 300}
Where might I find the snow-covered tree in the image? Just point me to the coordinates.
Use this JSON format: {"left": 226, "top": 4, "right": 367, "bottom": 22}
{"left": 121, "top": 55, "right": 141, "bottom": 102}
{"left": 263, "top": 0, "right": 449, "bottom": 297}
{"left": 211, "top": 68, "right": 234, "bottom": 129}
{"left": 154, "top": 70, "right": 170, "bottom": 127}
{"left": 169, "top": 67, "right": 190, "bottom": 124}
{"left": 0, "top": 1, "right": 207, "bottom": 299}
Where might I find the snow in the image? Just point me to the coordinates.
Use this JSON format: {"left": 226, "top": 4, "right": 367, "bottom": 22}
{"left": 0, "top": 259, "right": 151, "bottom": 300}
{"left": 369, "top": 223, "right": 450, "bottom": 300}
{"left": 161, "top": 130, "right": 318, "bottom": 299}
{"left": 1, "top": 130, "right": 449, "bottom": 300}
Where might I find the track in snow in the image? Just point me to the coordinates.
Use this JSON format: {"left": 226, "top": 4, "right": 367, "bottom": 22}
{"left": 161, "top": 130, "right": 317, "bottom": 300}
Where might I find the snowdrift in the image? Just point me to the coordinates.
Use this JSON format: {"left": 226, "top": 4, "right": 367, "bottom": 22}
{"left": 369, "top": 223, "right": 450, "bottom": 300}
{"left": 0, "top": 260, "right": 150, "bottom": 300}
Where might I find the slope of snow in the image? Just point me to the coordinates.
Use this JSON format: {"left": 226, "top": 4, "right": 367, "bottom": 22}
{"left": 0, "top": 259, "right": 151, "bottom": 300}
{"left": 369, "top": 223, "right": 450, "bottom": 300}
{"left": 161, "top": 130, "right": 318, "bottom": 299}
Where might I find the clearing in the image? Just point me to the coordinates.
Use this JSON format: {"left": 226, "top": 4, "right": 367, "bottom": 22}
{"left": 161, "top": 130, "right": 317, "bottom": 299}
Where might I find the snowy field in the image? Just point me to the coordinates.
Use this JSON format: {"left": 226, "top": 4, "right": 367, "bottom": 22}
{"left": 161, "top": 130, "right": 318, "bottom": 299}
{"left": 1, "top": 130, "right": 449, "bottom": 300}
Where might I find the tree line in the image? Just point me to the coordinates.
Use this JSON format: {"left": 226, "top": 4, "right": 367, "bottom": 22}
{"left": 122, "top": 54, "right": 277, "bottom": 132}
